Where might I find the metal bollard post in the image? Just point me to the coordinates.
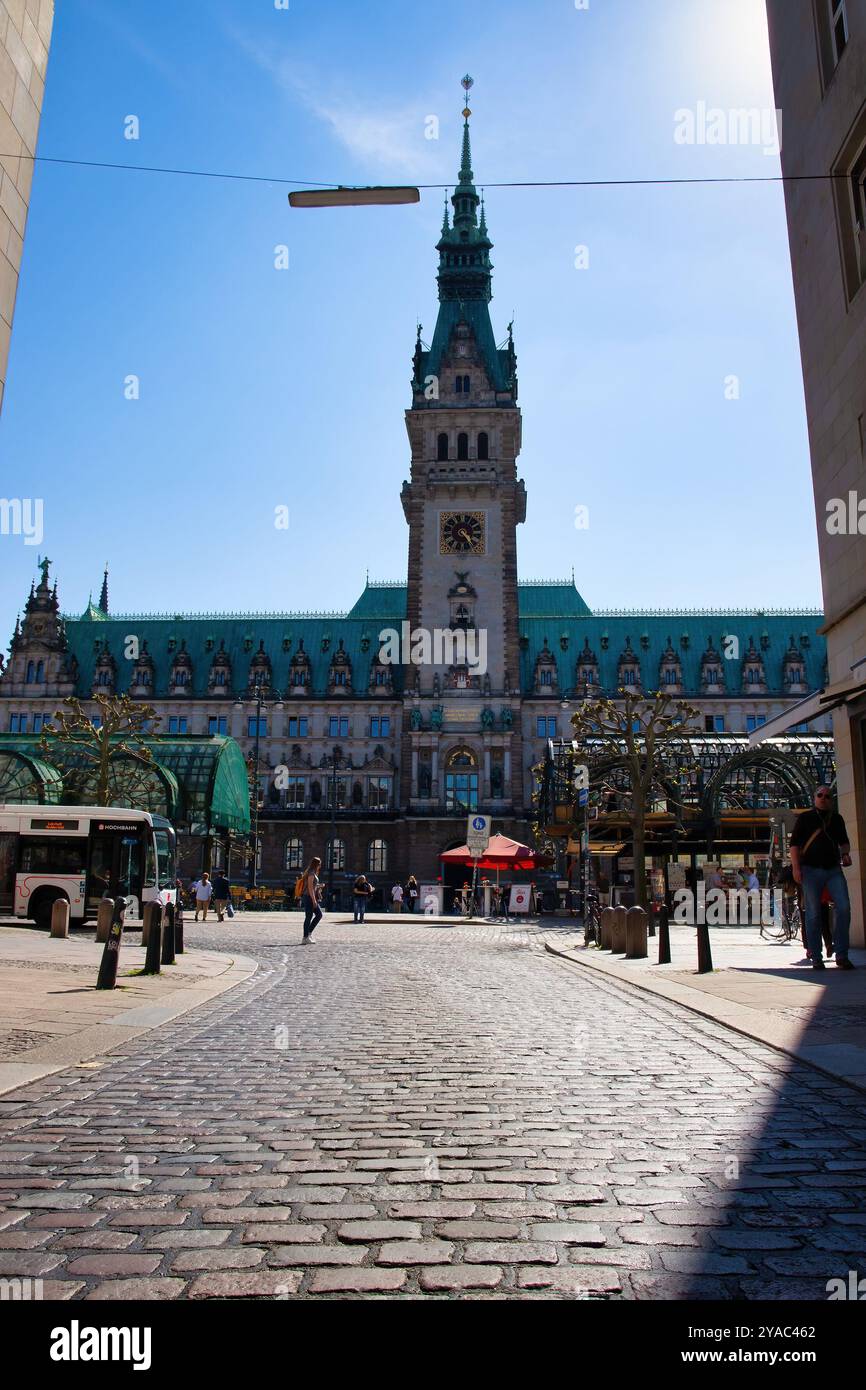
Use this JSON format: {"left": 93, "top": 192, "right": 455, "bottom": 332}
{"left": 696, "top": 922, "right": 714, "bottom": 974}
{"left": 648, "top": 906, "right": 657, "bottom": 938}
{"left": 657, "top": 906, "right": 672, "bottom": 965}
{"left": 611, "top": 905, "right": 627, "bottom": 954}
{"left": 625, "top": 906, "right": 648, "bottom": 959}
{"left": 599, "top": 906, "right": 616, "bottom": 950}
{"left": 169, "top": 901, "right": 183, "bottom": 955}
{"left": 143, "top": 905, "right": 162, "bottom": 974}
{"left": 96, "top": 898, "right": 114, "bottom": 943}
{"left": 141, "top": 901, "right": 160, "bottom": 948}
{"left": 96, "top": 898, "right": 127, "bottom": 989}
{"left": 50, "top": 899, "right": 70, "bottom": 938}
{"left": 161, "top": 903, "right": 175, "bottom": 965}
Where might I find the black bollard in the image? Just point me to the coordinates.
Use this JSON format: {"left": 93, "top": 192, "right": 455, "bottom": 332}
{"left": 161, "top": 902, "right": 176, "bottom": 965}
{"left": 172, "top": 900, "right": 184, "bottom": 955}
{"left": 143, "top": 905, "right": 162, "bottom": 975}
{"left": 658, "top": 906, "right": 672, "bottom": 965}
{"left": 96, "top": 898, "right": 128, "bottom": 990}
{"left": 696, "top": 921, "right": 714, "bottom": 974}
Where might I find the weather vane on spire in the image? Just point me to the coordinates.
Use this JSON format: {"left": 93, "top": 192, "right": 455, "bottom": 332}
{"left": 461, "top": 73, "right": 473, "bottom": 119}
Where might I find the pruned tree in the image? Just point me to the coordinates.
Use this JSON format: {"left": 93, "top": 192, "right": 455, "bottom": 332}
{"left": 40, "top": 694, "right": 162, "bottom": 807}
{"left": 569, "top": 688, "right": 700, "bottom": 908}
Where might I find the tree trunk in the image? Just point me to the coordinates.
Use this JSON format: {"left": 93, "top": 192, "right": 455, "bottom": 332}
{"left": 632, "top": 791, "right": 648, "bottom": 910}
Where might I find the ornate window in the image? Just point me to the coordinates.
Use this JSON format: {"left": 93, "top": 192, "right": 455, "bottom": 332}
{"left": 368, "top": 839, "right": 388, "bottom": 873}
{"left": 437, "top": 432, "right": 449, "bottom": 461}
{"left": 368, "top": 776, "right": 392, "bottom": 809}
{"left": 280, "top": 776, "right": 306, "bottom": 808}
{"left": 325, "top": 838, "right": 345, "bottom": 871}
{"left": 284, "top": 837, "right": 304, "bottom": 871}
{"left": 477, "top": 431, "right": 489, "bottom": 461}
{"left": 445, "top": 747, "right": 479, "bottom": 813}
{"left": 457, "top": 432, "right": 469, "bottom": 461}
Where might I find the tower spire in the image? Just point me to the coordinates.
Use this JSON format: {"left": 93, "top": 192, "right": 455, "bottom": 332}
{"left": 99, "top": 564, "right": 109, "bottom": 615}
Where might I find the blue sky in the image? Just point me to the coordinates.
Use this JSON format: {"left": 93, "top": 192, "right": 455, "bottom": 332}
{"left": 1, "top": 0, "right": 821, "bottom": 642}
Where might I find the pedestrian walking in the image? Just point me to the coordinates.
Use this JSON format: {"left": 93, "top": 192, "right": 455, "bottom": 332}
{"left": 212, "top": 870, "right": 231, "bottom": 922}
{"left": 406, "top": 875, "right": 419, "bottom": 912}
{"left": 194, "top": 872, "right": 213, "bottom": 921}
{"left": 790, "top": 786, "right": 853, "bottom": 970}
{"left": 300, "top": 856, "right": 323, "bottom": 944}
{"left": 391, "top": 882, "right": 404, "bottom": 913}
{"left": 353, "top": 873, "right": 372, "bottom": 923}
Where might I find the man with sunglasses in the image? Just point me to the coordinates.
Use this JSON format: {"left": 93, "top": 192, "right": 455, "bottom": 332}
{"left": 790, "top": 786, "right": 854, "bottom": 971}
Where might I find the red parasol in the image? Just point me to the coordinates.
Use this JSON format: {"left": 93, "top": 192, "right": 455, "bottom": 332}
{"left": 440, "top": 833, "right": 553, "bottom": 872}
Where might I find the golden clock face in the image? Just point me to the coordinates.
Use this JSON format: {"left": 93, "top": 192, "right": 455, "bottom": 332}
{"left": 439, "top": 511, "right": 485, "bottom": 555}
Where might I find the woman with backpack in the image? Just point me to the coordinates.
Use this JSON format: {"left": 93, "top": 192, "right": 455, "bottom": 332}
{"left": 298, "top": 856, "right": 323, "bottom": 944}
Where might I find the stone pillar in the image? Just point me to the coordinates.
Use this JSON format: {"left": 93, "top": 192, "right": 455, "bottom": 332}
{"left": 432, "top": 745, "right": 439, "bottom": 799}
{"left": 50, "top": 899, "right": 70, "bottom": 938}
{"left": 411, "top": 747, "right": 419, "bottom": 797}
{"left": 483, "top": 747, "right": 491, "bottom": 798}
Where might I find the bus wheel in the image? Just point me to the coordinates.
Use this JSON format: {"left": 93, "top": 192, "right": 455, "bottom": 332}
{"left": 31, "top": 891, "right": 67, "bottom": 932}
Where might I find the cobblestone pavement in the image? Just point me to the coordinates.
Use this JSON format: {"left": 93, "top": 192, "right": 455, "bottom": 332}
{"left": 1, "top": 914, "right": 865, "bottom": 1301}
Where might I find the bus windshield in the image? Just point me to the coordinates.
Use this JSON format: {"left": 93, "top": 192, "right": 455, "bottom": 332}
{"left": 155, "top": 829, "right": 175, "bottom": 890}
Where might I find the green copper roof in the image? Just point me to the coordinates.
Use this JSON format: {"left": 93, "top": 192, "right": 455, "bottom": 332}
{"left": 56, "top": 582, "right": 825, "bottom": 699}
{"left": 414, "top": 109, "right": 515, "bottom": 399}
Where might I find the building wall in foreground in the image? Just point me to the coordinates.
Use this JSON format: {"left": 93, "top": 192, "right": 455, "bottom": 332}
{"left": 765, "top": 0, "right": 866, "bottom": 943}
{"left": 0, "top": 0, "right": 53, "bottom": 413}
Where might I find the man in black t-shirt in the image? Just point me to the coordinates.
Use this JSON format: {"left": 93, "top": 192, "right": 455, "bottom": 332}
{"left": 790, "top": 786, "right": 853, "bottom": 970}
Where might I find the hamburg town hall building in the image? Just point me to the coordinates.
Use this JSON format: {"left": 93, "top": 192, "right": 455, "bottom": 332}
{"left": 1, "top": 103, "right": 830, "bottom": 896}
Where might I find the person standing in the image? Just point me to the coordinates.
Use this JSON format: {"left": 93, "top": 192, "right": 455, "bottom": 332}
{"left": 212, "top": 870, "right": 231, "bottom": 922}
{"left": 301, "top": 856, "right": 323, "bottom": 944}
{"left": 391, "top": 882, "right": 404, "bottom": 914}
{"left": 790, "top": 786, "right": 853, "bottom": 971}
{"left": 353, "top": 873, "right": 372, "bottom": 923}
{"left": 405, "top": 875, "right": 419, "bottom": 913}
{"left": 194, "top": 871, "right": 213, "bottom": 922}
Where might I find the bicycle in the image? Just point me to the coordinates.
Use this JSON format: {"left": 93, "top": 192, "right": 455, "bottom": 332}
{"left": 582, "top": 891, "right": 601, "bottom": 947}
{"left": 759, "top": 888, "right": 801, "bottom": 943}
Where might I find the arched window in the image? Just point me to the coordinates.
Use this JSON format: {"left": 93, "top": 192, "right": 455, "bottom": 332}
{"left": 539, "top": 669, "right": 553, "bottom": 686}
{"left": 437, "top": 432, "right": 449, "bottom": 461}
{"left": 462, "top": 374, "right": 470, "bottom": 394}
{"left": 663, "top": 668, "right": 678, "bottom": 685}
{"left": 477, "top": 431, "right": 488, "bottom": 460}
{"left": 36, "top": 661, "right": 44, "bottom": 683}
{"left": 445, "top": 747, "right": 479, "bottom": 813}
{"left": 25, "top": 661, "right": 35, "bottom": 683}
{"left": 284, "top": 837, "right": 304, "bottom": 871}
{"left": 457, "top": 432, "right": 469, "bottom": 461}
{"left": 326, "top": 838, "right": 345, "bottom": 871}
{"left": 455, "top": 375, "right": 464, "bottom": 394}
{"left": 368, "top": 839, "right": 388, "bottom": 873}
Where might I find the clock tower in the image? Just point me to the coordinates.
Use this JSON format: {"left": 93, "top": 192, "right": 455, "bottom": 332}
{"left": 400, "top": 79, "right": 526, "bottom": 816}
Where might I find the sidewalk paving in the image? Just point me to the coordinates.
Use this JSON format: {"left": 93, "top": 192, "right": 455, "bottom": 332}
{"left": 545, "top": 923, "right": 866, "bottom": 1093}
{"left": 0, "top": 924, "right": 257, "bottom": 1096}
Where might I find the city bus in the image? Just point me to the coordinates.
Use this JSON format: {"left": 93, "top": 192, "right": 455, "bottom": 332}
{"left": 0, "top": 805, "right": 177, "bottom": 930}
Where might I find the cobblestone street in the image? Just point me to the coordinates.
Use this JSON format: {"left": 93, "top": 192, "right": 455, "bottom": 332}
{"left": 1, "top": 916, "right": 865, "bottom": 1300}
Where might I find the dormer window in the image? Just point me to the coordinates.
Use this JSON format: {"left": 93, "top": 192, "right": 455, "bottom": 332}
{"left": 455, "top": 375, "right": 470, "bottom": 394}
{"left": 746, "top": 667, "right": 761, "bottom": 684}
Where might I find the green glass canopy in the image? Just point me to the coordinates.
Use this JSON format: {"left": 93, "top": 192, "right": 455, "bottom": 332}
{"left": 0, "top": 735, "right": 250, "bottom": 835}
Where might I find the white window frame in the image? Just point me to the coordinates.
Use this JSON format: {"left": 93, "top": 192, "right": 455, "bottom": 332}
{"left": 830, "top": 0, "right": 849, "bottom": 65}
